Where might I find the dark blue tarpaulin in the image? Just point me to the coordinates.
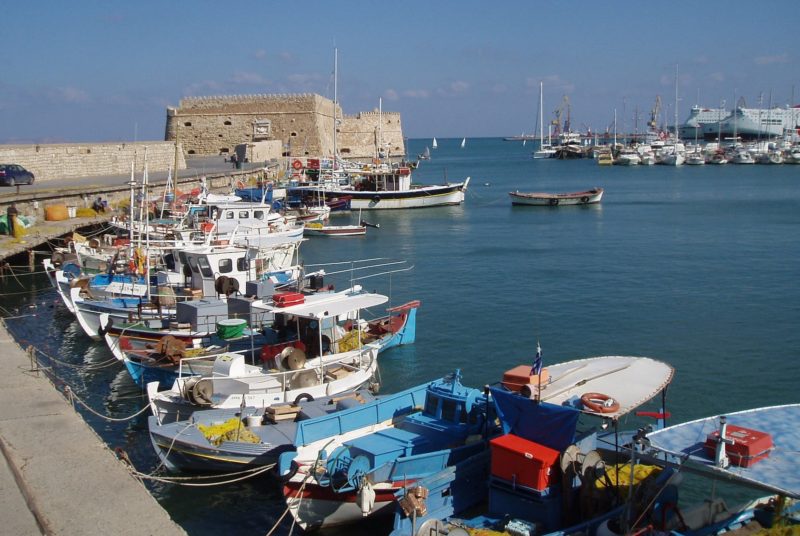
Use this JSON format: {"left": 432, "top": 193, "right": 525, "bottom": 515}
{"left": 491, "top": 387, "right": 580, "bottom": 451}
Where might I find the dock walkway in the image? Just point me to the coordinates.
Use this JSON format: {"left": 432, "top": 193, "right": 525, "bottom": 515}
{"left": 0, "top": 321, "right": 186, "bottom": 535}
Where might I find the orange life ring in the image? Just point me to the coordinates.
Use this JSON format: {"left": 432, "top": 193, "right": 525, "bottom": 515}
{"left": 236, "top": 179, "right": 246, "bottom": 190}
{"left": 292, "top": 159, "right": 303, "bottom": 170}
{"left": 580, "top": 392, "right": 620, "bottom": 414}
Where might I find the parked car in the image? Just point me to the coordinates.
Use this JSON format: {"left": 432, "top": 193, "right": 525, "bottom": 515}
{"left": 0, "top": 164, "right": 35, "bottom": 186}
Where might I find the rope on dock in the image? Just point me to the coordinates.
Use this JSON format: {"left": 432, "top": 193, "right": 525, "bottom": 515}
{"left": 29, "top": 344, "right": 119, "bottom": 371}
{"left": 64, "top": 385, "right": 151, "bottom": 422}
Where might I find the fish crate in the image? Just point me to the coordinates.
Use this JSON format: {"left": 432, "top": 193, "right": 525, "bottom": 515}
{"left": 704, "top": 424, "right": 773, "bottom": 467}
{"left": 501, "top": 365, "right": 550, "bottom": 393}
{"left": 489, "top": 433, "right": 560, "bottom": 491}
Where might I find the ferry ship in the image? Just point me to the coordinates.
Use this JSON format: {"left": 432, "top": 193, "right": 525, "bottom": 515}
{"left": 678, "top": 105, "right": 729, "bottom": 139}
{"left": 701, "top": 105, "right": 800, "bottom": 141}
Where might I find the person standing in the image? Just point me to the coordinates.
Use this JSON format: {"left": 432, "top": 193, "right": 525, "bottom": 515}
{"left": 6, "top": 203, "right": 18, "bottom": 237}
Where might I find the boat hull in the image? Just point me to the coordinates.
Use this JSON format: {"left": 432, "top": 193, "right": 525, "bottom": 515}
{"left": 509, "top": 188, "right": 603, "bottom": 206}
{"left": 347, "top": 181, "right": 469, "bottom": 210}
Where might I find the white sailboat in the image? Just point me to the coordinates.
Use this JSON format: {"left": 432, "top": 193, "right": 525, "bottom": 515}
{"left": 533, "top": 81, "right": 556, "bottom": 159}
{"left": 432, "top": 137, "right": 438, "bottom": 149}
{"left": 460, "top": 137, "right": 466, "bottom": 149}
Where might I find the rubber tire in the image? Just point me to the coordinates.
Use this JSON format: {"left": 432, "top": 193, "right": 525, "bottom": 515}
{"left": 293, "top": 393, "right": 314, "bottom": 405}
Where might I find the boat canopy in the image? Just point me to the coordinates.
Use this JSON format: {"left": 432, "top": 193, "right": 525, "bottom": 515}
{"left": 255, "top": 287, "right": 388, "bottom": 320}
{"left": 646, "top": 404, "right": 800, "bottom": 499}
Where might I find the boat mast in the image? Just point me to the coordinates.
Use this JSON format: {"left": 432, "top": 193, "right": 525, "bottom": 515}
{"left": 333, "top": 47, "right": 338, "bottom": 174}
{"left": 674, "top": 64, "right": 680, "bottom": 141}
{"left": 539, "top": 81, "right": 544, "bottom": 148}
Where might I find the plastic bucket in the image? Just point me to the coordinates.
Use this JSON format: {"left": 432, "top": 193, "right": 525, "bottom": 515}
{"left": 217, "top": 318, "right": 247, "bottom": 339}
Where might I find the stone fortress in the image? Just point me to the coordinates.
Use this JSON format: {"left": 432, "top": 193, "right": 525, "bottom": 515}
{"left": 164, "top": 93, "right": 406, "bottom": 161}
{"left": 0, "top": 92, "right": 405, "bottom": 182}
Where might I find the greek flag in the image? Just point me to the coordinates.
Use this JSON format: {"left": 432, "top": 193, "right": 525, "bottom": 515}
{"left": 531, "top": 342, "right": 543, "bottom": 376}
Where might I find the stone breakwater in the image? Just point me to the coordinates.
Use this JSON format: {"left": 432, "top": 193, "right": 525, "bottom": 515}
{"left": 0, "top": 141, "right": 186, "bottom": 182}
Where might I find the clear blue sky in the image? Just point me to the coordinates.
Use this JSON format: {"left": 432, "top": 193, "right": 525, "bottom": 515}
{"left": 2, "top": 1, "right": 797, "bottom": 143}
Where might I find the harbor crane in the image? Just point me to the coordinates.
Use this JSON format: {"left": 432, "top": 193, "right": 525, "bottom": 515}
{"left": 647, "top": 95, "right": 662, "bottom": 130}
{"left": 551, "top": 95, "right": 571, "bottom": 136}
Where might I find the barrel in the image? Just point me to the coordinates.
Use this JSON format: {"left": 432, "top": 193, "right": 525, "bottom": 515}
{"left": 45, "top": 205, "right": 69, "bottom": 221}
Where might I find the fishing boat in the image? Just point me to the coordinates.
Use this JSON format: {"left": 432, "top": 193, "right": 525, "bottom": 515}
{"left": 643, "top": 404, "right": 800, "bottom": 533}
{"left": 277, "top": 369, "right": 498, "bottom": 531}
{"left": 304, "top": 222, "right": 367, "bottom": 237}
{"left": 147, "top": 287, "right": 420, "bottom": 424}
{"left": 390, "top": 355, "right": 677, "bottom": 536}
{"left": 147, "top": 389, "right": 378, "bottom": 473}
{"left": 509, "top": 187, "right": 603, "bottom": 206}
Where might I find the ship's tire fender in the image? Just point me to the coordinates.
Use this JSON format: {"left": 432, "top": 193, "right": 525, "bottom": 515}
{"left": 581, "top": 196, "right": 589, "bottom": 204}
{"left": 372, "top": 195, "right": 381, "bottom": 204}
{"left": 293, "top": 393, "right": 314, "bottom": 405}
{"left": 549, "top": 198, "right": 559, "bottom": 206}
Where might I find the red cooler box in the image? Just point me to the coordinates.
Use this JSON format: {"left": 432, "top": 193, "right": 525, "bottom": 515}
{"left": 490, "top": 434, "right": 560, "bottom": 491}
{"left": 502, "top": 365, "right": 549, "bottom": 393}
{"left": 704, "top": 424, "right": 773, "bottom": 468}
{"left": 273, "top": 292, "right": 305, "bottom": 308}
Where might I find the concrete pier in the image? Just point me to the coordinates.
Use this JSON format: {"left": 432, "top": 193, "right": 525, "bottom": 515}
{"left": 0, "top": 322, "right": 186, "bottom": 535}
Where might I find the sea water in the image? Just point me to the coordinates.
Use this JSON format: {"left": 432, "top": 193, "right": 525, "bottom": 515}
{"left": 2, "top": 137, "right": 799, "bottom": 535}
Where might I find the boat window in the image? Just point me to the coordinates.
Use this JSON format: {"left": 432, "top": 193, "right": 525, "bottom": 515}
{"left": 197, "top": 257, "right": 213, "bottom": 277}
{"left": 239, "top": 211, "right": 249, "bottom": 219}
{"left": 254, "top": 210, "right": 265, "bottom": 220}
{"left": 187, "top": 257, "right": 199, "bottom": 274}
{"left": 424, "top": 395, "right": 439, "bottom": 416}
{"left": 218, "top": 258, "right": 233, "bottom": 274}
{"left": 226, "top": 211, "right": 235, "bottom": 219}
{"left": 177, "top": 251, "right": 188, "bottom": 264}
{"left": 237, "top": 257, "right": 249, "bottom": 271}
{"left": 441, "top": 399, "right": 458, "bottom": 422}
{"left": 163, "top": 253, "right": 175, "bottom": 271}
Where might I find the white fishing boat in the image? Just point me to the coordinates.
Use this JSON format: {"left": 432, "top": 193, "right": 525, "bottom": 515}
{"left": 509, "top": 187, "right": 603, "bottom": 206}
{"left": 147, "top": 285, "right": 394, "bottom": 423}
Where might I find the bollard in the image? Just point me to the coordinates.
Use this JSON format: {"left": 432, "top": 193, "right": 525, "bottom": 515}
{"left": 27, "top": 345, "right": 39, "bottom": 376}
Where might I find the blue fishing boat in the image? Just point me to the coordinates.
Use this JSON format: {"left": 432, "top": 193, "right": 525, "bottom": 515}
{"left": 277, "top": 369, "right": 498, "bottom": 531}
{"left": 389, "top": 355, "right": 677, "bottom": 536}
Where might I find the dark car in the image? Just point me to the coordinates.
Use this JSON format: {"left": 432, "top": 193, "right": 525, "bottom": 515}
{"left": 0, "top": 164, "right": 35, "bottom": 186}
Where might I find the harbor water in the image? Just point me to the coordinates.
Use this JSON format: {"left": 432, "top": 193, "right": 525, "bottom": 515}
{"left": 2, "top": 137, "right": 799, "bottom": 535}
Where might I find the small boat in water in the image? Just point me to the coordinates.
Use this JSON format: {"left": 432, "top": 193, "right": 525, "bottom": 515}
{"left": 509, "top": 187, "right": 603, "bottom": 206}
{"left": 304, "top": 222, "right": 367, "bottom": 237}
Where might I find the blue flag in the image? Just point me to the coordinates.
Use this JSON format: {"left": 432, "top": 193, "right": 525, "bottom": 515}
{"left": 530, "top": 342, "right": 542, "bottom": 376}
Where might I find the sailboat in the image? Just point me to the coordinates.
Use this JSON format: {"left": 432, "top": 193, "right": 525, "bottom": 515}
{"left": 533, "top": 81, "right": 556, "bottom": 159}
{"left": 417, "top": 146, "right": 431, "bottom": 160}
{"left": 660, "top": 64, "right": 686, "bottom": 166}
{"left": 432, "top": 137, "right": 438, "bottom": 149}
{"left": 460, "top": 137, "right": 466, "bottom": 149}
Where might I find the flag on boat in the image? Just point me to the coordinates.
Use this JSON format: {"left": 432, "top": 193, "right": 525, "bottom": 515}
{"left": 530, "top": 342, "right": 542, "bottom": 376}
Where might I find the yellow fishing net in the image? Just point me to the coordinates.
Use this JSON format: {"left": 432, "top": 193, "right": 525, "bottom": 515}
{"left": 336, "top": 329, "right": 365, "bottom": 353}
{"left": 197, "top": 418, "right": 261, "bottom": 446}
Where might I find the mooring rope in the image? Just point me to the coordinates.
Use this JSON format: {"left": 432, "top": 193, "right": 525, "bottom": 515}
{"left": 64, "top": 386, "right": 150, "bottom": 422}
{"left": 31, "top": 345, "right": 119, "bottom": 371}
{"left": 130, "top": 462, "right": 277, "bottom": 487}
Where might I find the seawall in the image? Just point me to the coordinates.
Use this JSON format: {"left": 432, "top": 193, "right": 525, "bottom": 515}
{"left": 0, "top": 142, "right": 187, "bottom": 182}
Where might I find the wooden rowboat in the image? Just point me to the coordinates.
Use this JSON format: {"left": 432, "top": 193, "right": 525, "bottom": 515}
{"left": 304, "top": 222, "right": 367, "bottom": 237}
{"left": 509, "top": 187, "right": 603, "bottom": 206}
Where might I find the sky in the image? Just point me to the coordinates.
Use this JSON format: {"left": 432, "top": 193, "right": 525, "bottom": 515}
{"left": 1, "top": 1, "right": 797, "bottom": 143}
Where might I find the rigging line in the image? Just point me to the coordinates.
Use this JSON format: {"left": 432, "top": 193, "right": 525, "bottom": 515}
{"left": 64, "top": 386, "right": 150, "bottom": 422}
{"left": 134, "top": 464, "right": 276, "bottom": 487}
{"left": 323, "top": 260, "right": 408, "bottom": 278}
{"left": 304, "top": 257, "right": 389, "bottom": 268}
{"left": 350, "top": 264, "right": 414, "bottom": 282}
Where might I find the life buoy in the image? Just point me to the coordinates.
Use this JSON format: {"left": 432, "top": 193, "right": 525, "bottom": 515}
{"left": 292, "top": 159, "right": 303, "bottom": 170}
{"left": 549, "top": 198, "right": 559, "bottom": 206}
{"left": 580, "top": 392, "right": 620, "bottom": 413}
{"left": 236, "top": 179, "right": 246, "bottom": 190}
{"left": 581, "top": 196, "right": 589, "bottom": 204}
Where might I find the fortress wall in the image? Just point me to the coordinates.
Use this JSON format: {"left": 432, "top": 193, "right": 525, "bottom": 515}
{"left": 165, "top": 93, "right": 405, "bottom": 160}
{"left": 0, "top": 142, "right": 185, "bottom": 182}
{"left": 338, "top": 111, "right": 405, "bottom": 159}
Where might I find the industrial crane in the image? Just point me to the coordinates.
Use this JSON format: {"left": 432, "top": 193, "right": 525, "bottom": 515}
{"left": 551, "top": 95, "right": 571, "bottom": 136}
{"left": 647, "top": 95, "right": 662, "bottom": 131}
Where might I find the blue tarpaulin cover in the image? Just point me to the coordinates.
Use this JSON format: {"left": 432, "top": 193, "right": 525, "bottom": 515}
{"left": 491, "top": 387, "right": 580, "bottom": 451}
